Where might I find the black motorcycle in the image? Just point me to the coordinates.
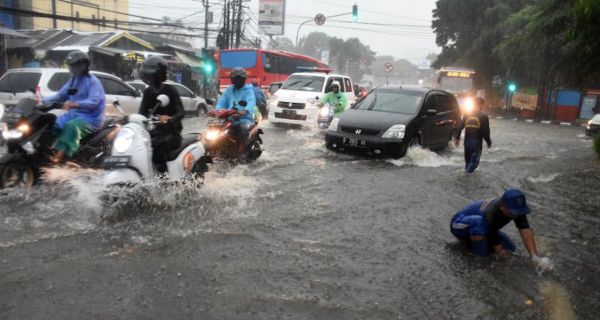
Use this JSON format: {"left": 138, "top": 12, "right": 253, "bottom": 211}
{"left": 0, "top": 98, "right": 125, "bottom": 188}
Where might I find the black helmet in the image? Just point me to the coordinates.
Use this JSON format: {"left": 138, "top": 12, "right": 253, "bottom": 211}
{"left": 140, "top": 56, "right": 168, "bottom": 87}
{"left": 230, "top": 67, "right": 247, "bottom": 79}
{"left": 65, "top": 50, "right": 90, "bottom": 67}
{"left": 230, "top": 67, "right": 247, "bottom": 89}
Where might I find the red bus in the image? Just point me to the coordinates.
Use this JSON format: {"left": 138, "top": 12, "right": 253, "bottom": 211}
{"left": 217, "top": 48, "right": 328, "bottom": 91}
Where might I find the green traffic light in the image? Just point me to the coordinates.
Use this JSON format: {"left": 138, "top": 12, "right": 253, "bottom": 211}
{"left": 352, "top": 4, "right": 358, "bottom": 22}
{"left": 508, "top": 83, "right": 517, "bottom": 92}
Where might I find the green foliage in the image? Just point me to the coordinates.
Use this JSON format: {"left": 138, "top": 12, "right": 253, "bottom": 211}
{"left": 594, "top": 133, "right": 600, "bottom": 159}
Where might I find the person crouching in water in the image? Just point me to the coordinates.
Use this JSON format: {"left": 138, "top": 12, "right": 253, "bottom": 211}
{"left": 454, "top": 97, "right": 491, "bottom": 173}
{"left": 450, "top": 189, "right": 550, "bottom": 271}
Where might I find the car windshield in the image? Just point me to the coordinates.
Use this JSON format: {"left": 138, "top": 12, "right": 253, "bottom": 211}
{"left": 356, "top": 88, "right": 424, "bottom": 114}
{"left": 281, "top": 75, "right": 325, "bottom": 92}
{"left": 0, "top": 72, "right": 41, "bottom": 93}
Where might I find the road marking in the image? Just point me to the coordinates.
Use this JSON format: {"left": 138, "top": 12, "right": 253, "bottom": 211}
{"left": 526, "top": 119, "right": 534, "bottom": 123}
{"left": 541, "top": 121, "right": 551, "bottom": 124}
{"left": 559, "top": 122, "right": 572, "bottom": 126}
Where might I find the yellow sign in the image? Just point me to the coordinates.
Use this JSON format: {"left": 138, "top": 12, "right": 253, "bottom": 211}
{"left": 446, "top": 71, "right": 473, "bottom": 78}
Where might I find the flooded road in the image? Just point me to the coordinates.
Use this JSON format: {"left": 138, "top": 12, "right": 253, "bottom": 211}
{"left": 1, "top": 118, "right": 599, "bottom": 319}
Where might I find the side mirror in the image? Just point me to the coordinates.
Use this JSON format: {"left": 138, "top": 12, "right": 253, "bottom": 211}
{"left": 134, "top": 88, "right": 142, "bottom": 97}
{"left": 269, "top": 83, "right": 282, "bottom": 94}
{"left": 157, "top": 94, "right": 170, "bottom": 107}
{"left": 426, "top": 109, "right": 438, "bottom": 116}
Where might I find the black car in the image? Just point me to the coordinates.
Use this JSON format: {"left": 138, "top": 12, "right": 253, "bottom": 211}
{"left": 325, "top": 85, "right": 460, "bottom": 158}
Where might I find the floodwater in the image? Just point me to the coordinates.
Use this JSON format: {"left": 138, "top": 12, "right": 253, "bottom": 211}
{"left": 1, "top": 118, "right": 598, "bottom": 319}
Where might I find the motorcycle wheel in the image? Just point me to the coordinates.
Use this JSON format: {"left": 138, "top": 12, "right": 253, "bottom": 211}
{"left": 0, "top": 162, "right": 37, "bottom": 189}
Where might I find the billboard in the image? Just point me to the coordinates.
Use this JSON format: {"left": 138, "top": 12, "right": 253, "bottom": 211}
{"left": 259, "top": 0, "right": 285, "bottom": 36}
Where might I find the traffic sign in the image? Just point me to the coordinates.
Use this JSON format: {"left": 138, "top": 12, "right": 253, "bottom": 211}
{"left": 384, "top": 63, "right": 393, "bottom": 73}
{"left": 315, "top": 14, "right": 326, "bottom": 26}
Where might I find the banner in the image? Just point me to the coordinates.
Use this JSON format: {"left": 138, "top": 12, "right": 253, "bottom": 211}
{"left": 259, "top": 0, "right": 285, "bottom": 35}
{"left": 513, "top": 89, "right": 538, "bottom": 110}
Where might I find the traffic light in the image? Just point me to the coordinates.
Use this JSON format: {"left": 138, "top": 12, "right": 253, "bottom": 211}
{"left": 352, "top": 4, "right": 358, "bottom": 22}
{"left": 201, "top": 48, "right": 216, "bottom": 75}
{"left": 508, "top": 82, "right": 517, "bottom": 92}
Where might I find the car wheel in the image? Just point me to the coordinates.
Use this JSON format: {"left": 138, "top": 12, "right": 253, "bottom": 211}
{"left": 197, "top": 103, "right": 208, "bottom": 118}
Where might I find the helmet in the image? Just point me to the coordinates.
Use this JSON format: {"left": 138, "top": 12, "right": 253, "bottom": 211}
{"left": 140, "top": 56, "right": 168, "bottom": 87}
{"left": 330, "top": 81, "right": 341, "bottom": 90}
{"left": 230, "top": 67, "right": 247, "bottom": 89}
{"left": 230, "top": 67, "right": 247, "bottom": 79}
{"left": 65, "top": 50, "right": 90, "bottom": 67}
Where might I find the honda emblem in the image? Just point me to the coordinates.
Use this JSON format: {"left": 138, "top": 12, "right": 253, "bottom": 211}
{"left": 355, "top": 129, "right": 362, "bottom": 135}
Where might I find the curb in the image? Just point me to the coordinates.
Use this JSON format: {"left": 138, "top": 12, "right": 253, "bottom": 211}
{"left": 492, "top": 116, "right": 586, "bottom": 127}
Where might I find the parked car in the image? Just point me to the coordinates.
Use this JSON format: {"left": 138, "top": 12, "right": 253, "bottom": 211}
{"left": 0, "top": 68, "right": 142, "bottom": 116}
{"left": 325, "top": 85, "right": 460, "bottom": 158}
{"left": 586, "top": 114, "right": 600, "bottom": 136}
{"left": 268, "top": 71, "right": 356, "bottom": 126}
{"left": 126, "top": 80, "right": 209, "bottom": 117}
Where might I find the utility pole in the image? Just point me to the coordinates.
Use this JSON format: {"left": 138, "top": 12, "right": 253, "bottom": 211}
{"left": 203, "top": 0, "right": 209, "bottom": 49}
{"left": 235, "top": 0, "right": 243, "bottom": 48}
{"left": 224, "top": 0, "right": 229, "bottom": 49}
{"left": 51, "top": 0, "right": 57, "bottom": 28}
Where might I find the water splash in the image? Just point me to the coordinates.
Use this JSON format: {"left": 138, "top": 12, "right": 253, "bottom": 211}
{"left": 527, "top": 173, "right": 560, "bottom": 183}
{"left": 388, "top": 147, "right": 459, "bottom": 168}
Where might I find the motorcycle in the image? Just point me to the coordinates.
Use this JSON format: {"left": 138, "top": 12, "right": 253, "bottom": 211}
{"left": 103, "top": 94, "right": 210, "bottom": 187}
{"left": 202, "top": 100, "right": 263, "bottom": 162}
{"left": 0, "top": 98, "right": 126, "bottom": 188}
{"left": 317, "top": 103, "right": 334, "bottom": 130}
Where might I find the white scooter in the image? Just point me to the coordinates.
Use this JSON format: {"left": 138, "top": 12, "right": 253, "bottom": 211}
{"left": 103, "top": 94, "right": 210, "bottom": 186}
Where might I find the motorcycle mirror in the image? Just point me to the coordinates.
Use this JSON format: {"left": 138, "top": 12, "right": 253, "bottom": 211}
{"left": 157, "top": 94, "right": 170, "bottom": 107}
{"left": 238, "top": 100, "right": 247, "bottom": 107}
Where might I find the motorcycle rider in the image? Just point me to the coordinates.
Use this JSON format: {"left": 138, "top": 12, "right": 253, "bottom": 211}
{"left": 138, "top": 56, "right": 185, "bottom": 173}
{"left": 42, "top": 50, "right": 105, "bottom": 165}
{"left": 215, "top": 67, "right": 256, "bottom": 162}
{"left": 252, "top": 81, "right": 267, "bottom": 119}
{"left": 320, "top": 81, "right": 348, "bottom": 118}
{"left": 454, "top": 97, "right": 492, "bottom": 173}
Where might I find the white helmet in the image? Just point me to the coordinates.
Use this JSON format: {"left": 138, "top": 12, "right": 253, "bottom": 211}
{"left": 330, "top": 81, "right": 341, "bottom": 90}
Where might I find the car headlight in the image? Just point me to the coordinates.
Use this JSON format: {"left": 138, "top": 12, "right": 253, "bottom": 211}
{"left": 589, "top": 120, "right": 593, "bottom": 125}
{"left": 205, "top": 129, "right": 219, "bottom": 141}
{"left": 382, "top": 124, "right": 406, "bottom": 139}
{"left": 269, "top": 96, "right": 279, "bottom": 107}
{"left": 0, "top": 103, "right": 5, "bottom": 120}
{"left": 114, "top": 127, "right": 134, "bottom": 153}
{"left": 2, "top": 129, "right": 23, "bottom": 140}
{"left": 328, "top": 118, "right": 339, "bottom": 131}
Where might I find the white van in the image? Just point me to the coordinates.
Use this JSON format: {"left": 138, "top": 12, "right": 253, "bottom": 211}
{"left": 268, "top": 72, "right": 355, "bottom": 125}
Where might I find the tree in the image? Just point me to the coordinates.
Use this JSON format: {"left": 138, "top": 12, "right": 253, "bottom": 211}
{"left": 267, "top": 37, "right": 296, "bottom": 52}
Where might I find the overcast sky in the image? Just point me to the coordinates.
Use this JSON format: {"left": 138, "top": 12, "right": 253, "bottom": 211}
{"left": 128, "top": 0, "right": 439, "bottom": 64}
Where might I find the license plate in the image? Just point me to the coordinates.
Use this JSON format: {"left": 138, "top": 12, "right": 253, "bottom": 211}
{"left": 103, "top": 155, "right": 131, "bottom": 168}
{"left": 207, "top": 118, "right": 225, "bottom": 126}
{"left": 282, "top": 109, "right": 297, "bottom": 116}
{"left": 343, "top": 137, "right": 366, "bottom": 147}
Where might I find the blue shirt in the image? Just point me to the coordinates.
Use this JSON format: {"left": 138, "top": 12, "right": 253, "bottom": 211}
{"left": 216, "top": 84, "right": 256, "bottom": 124}
{"left": 43, "top": 74, "right": 106, "bottom": 130}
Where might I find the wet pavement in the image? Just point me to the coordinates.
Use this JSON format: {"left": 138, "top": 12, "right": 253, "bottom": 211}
{"left": 1, "top": 118, "right": 599, "bottom": 319}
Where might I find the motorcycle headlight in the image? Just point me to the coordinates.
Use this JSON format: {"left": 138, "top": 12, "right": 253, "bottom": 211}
{"left": 319, "top": 106, "right": 330, "bottom": 117}
{"left": 205, "top": 129, "right": 219, "bottom": 141}
{"left": 382, "top": 124, "right": 406, "bottom": 139}
{"left": 462, "top": 97, "right": 475, "bottom": 114}
{"left": 114, "top": 127, "right": 134, "bottom": 153}
{"left": 328, "top": 118, "right": 339, "bottom": 131}
{"left": 17, "top": 123, "right": 30, "bottom": 134}
{"left": 2, "top": 129, "right": 23, "bottom": 140}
